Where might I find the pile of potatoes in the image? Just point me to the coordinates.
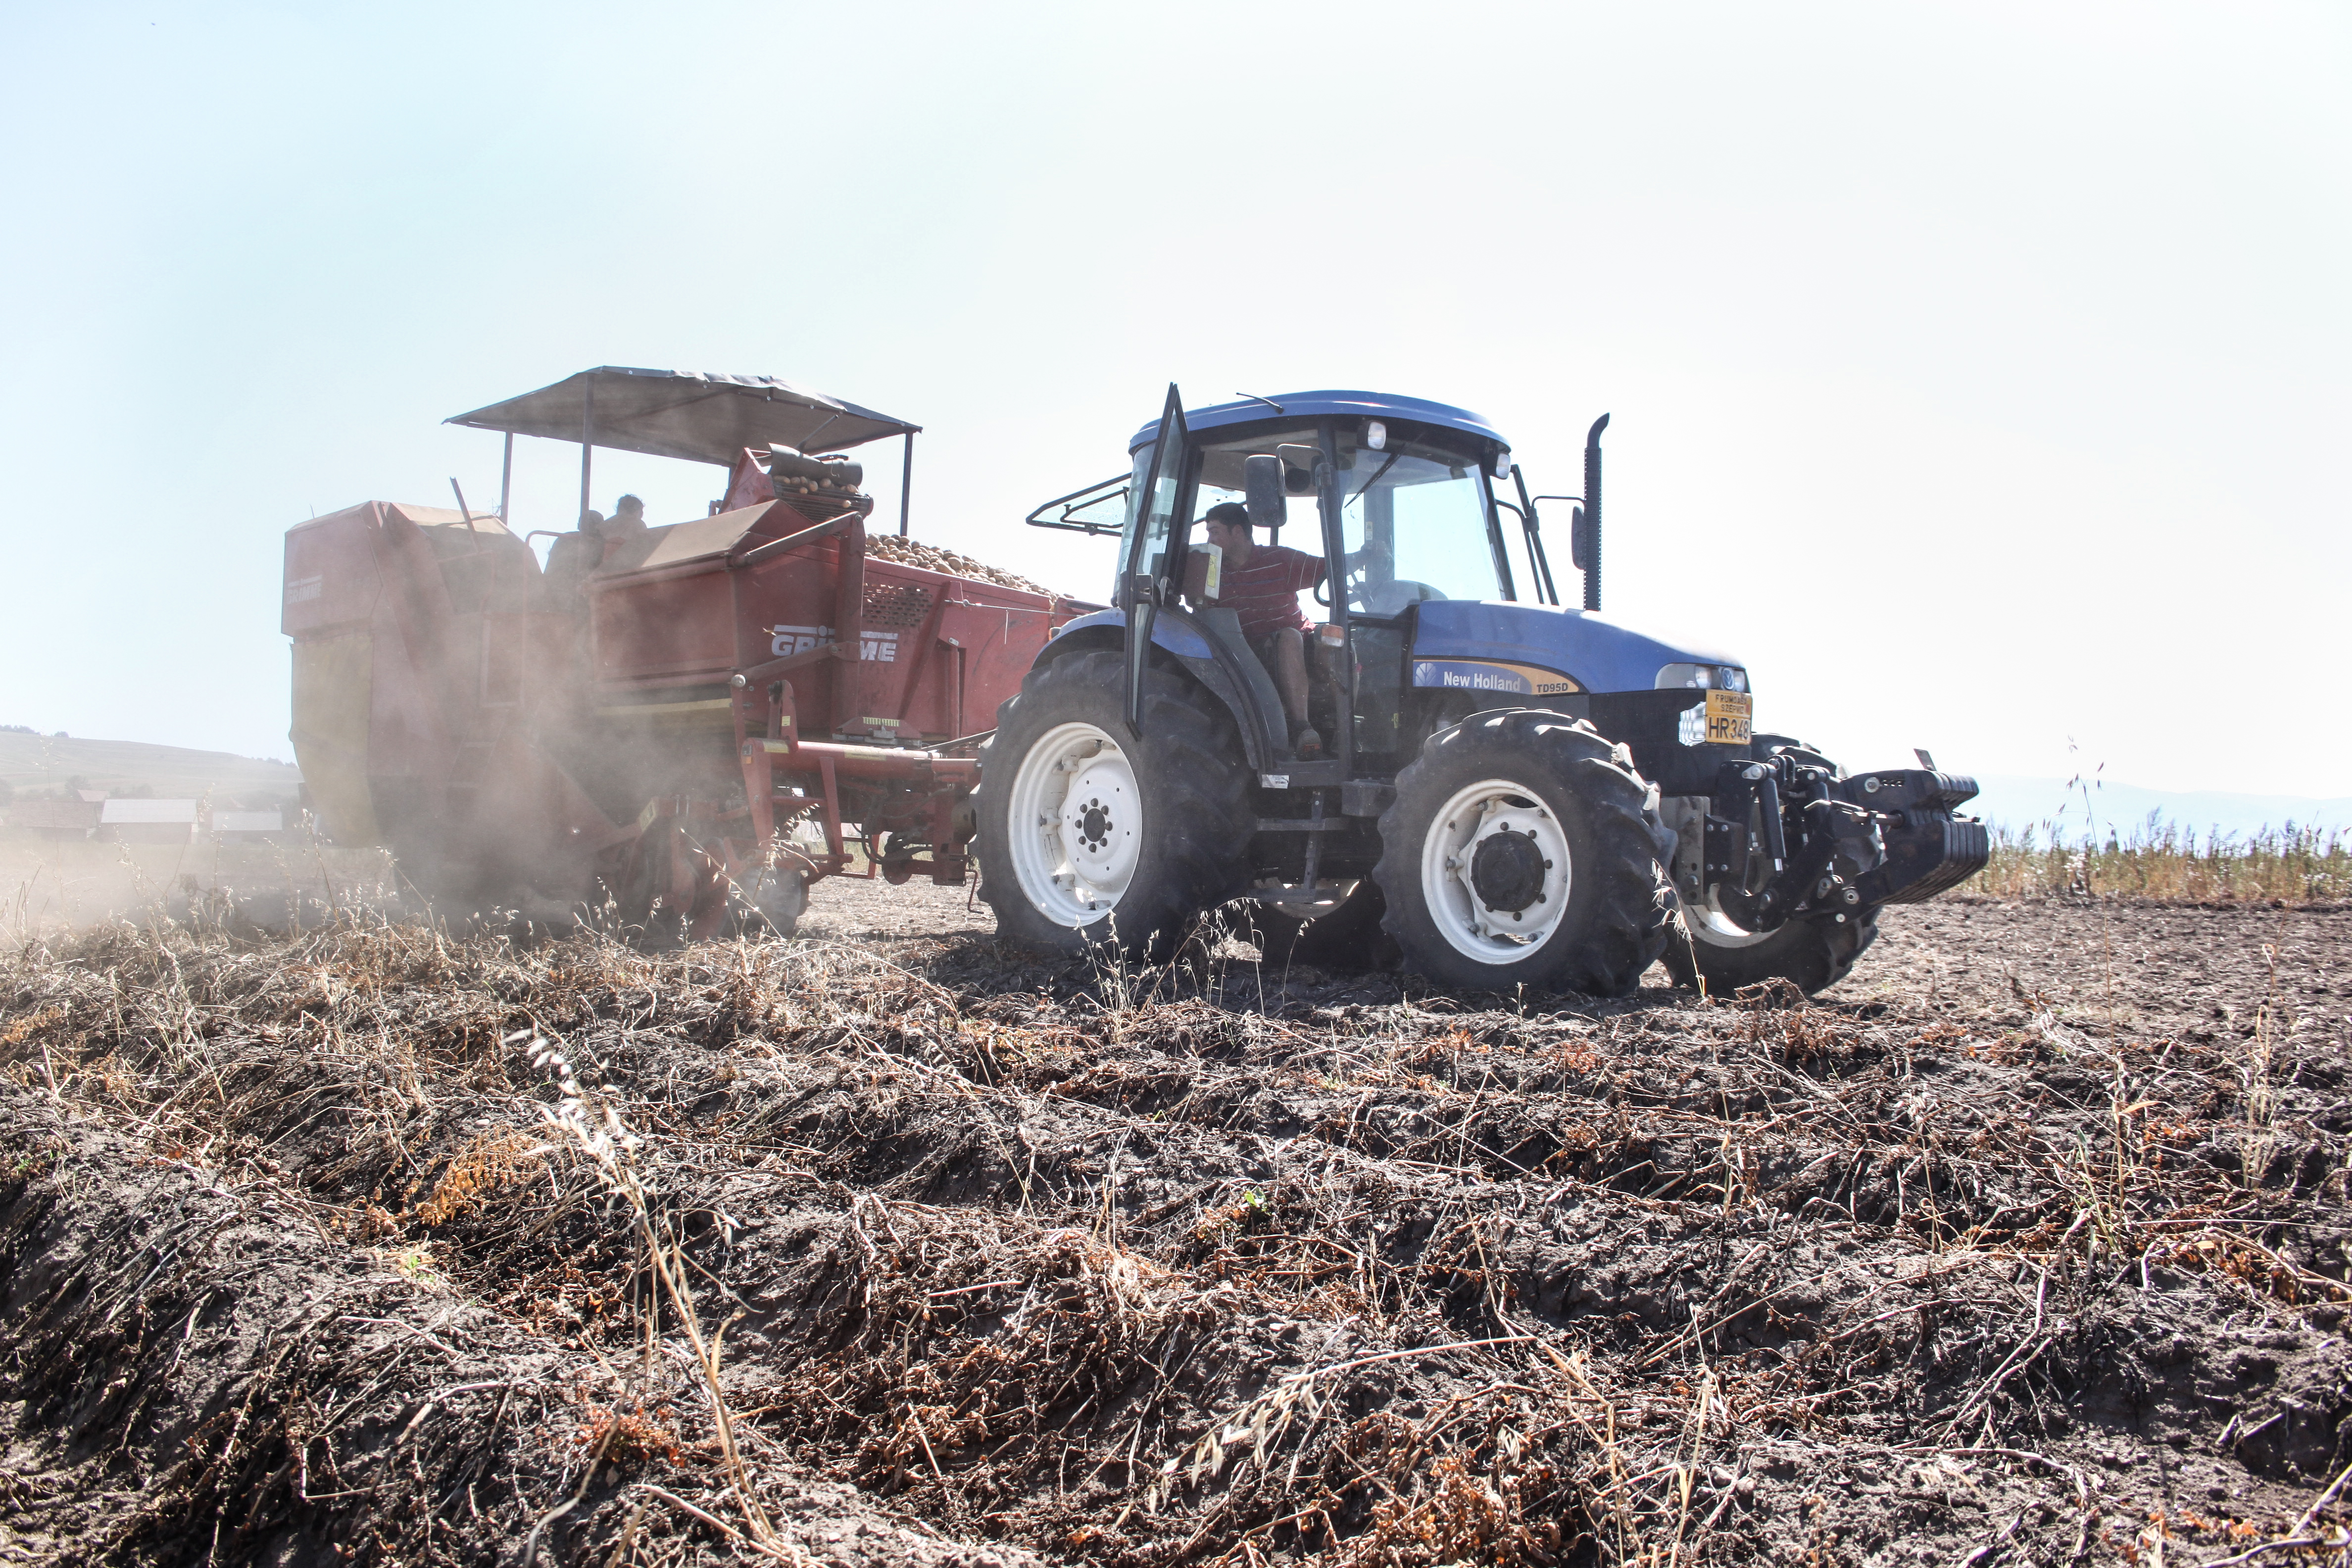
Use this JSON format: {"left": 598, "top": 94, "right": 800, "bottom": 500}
{"left": 866, "top": 532, "right": 1052, "bottom": 596}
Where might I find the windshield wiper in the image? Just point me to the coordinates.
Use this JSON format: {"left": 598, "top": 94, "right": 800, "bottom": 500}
{"left": 1347, "top": 450, "right": 1401, "bottom": 505}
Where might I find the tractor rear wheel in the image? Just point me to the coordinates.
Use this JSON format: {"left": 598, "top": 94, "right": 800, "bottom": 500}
{"left": 977, "top": 650, "right": 1252, "bottom": 958}
{"left": 1374, "top": 709, "right": 1672, "bottom": 996}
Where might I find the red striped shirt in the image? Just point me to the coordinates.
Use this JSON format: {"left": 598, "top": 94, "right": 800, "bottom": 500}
{"left": 1209, "top": 542, "right": 1325, "bottom": 638}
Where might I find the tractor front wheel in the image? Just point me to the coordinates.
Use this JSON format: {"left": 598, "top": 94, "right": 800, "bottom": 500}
{"left": 1374, "top": 710, "right": 1672, "bottom": 997}
{"left": 1677, "top": 898, "right": 1879, "bottom": 995}
{"left": 977, "top": 650, "right": 1252, "bottom": 958}
{"left": 1668, "top": 732, "right": 1876, "bottom": 995}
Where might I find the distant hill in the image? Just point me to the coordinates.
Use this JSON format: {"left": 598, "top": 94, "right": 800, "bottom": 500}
{"left": 0, "top": 731, "right": 299, "bottom": 803}
{"left": 1969, "top": 775, "right": 2352, "bottom": 842}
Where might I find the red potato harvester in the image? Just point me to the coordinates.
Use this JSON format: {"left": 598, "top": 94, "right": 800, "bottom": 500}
{"left": 281, "top": 367, "right": 1092, "bottom": 937}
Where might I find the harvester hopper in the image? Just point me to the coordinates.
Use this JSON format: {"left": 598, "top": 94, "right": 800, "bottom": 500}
{"left": 283, "top": 368, "right": 1082, "bottom": 936}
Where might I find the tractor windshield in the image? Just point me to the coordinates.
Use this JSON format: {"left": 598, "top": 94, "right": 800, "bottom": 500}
{"left": 1334, "top": 437, "right": 1507, "bottom": 617}
{"left": 1113, "top": 415, "right": 1510, "bottom": 618}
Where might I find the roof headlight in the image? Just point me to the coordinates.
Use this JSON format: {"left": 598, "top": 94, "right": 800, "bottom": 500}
{"left": 1365, "top": 420, "right": 1386, "bottom": 451}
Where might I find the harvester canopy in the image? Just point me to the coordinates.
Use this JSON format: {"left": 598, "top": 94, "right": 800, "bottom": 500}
{"left": 445, "top": 367, "right": 921, "bottom": 466}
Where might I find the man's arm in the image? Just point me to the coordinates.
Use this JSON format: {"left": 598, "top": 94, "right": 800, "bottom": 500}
{"left": 1276, "top": 544, "right": 1327, "bottom": 592}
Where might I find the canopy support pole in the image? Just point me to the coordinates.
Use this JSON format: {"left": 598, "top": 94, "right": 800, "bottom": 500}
{"left": 898, "top": 431, "right": 914, "bottom": 538}
{"left": 579, "top": 380, "right": 595, "bottom": 526}
{"left": 498, "top": 432, "right": 513, "bottom": 523}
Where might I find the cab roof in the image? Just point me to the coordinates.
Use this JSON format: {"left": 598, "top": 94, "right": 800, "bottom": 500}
{"left": 1127, "top": 390, "right": 1506, "bottom": 453}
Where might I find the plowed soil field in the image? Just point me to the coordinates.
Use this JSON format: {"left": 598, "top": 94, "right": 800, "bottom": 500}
{"left": 2, "top": 886, "right": 2348, "bottom": 1567}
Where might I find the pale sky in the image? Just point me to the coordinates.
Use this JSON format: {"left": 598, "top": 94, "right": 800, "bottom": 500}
{"left": 3, "top": 2, "right": 2345, "bottom": 794}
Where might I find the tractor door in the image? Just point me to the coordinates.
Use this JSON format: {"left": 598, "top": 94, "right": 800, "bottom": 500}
{"left": 1119, "top": 384, "right": 1191, "bottom": 732}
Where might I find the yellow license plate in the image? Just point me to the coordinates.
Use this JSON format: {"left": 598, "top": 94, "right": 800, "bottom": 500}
{"left": 1705, "top": 689, "right": 1753, "bottom": 745}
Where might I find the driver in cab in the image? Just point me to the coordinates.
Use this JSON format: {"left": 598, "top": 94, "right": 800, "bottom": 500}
{"left": 1185, "top": 501, "right": 1325, "bottom": 759}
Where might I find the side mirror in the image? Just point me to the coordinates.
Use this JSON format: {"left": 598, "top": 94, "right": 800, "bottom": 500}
{"left": 1244, "top": 453, "right": 1287, "bottom": 531}
{"left": 1275, "top": 443, "right": 1320, "bottom": 494}
{"left": 1570, "top": 505, "right": 1593, "bottom": 571}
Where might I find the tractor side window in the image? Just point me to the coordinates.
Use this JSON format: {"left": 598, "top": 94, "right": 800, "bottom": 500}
{"left": 1113, "top": 443, "right": 1156, "bottom": 600}
{"left": 1334, "top": 441, "right": 1509, "bottom": 618}
{"left": 1187, "top": 426, "right": 1325, "bottom": 622}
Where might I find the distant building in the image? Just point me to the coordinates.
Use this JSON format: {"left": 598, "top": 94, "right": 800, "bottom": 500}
{"left": 98, "top": 798, "right": 199, "bottom": 844}
{"left": 211, "top": 808, "right": 285, "bottom": 841}
{"left": 4, "top": 797, "right": 101, "bottom": 841}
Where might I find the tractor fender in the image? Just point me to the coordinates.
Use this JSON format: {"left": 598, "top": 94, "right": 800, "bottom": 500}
{"left": 1045, "top": 608, "right": 1212, "bottom": 661}
{"left": 1031, "top": 609, "right": 1272, "bottom": 771}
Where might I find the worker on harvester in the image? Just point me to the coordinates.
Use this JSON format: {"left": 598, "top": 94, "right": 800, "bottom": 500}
{"left": 544, "top": 495, "right": 654, "bottom": 607}
{"left": 1191, "top": 500, "right": 1325, "bottom": 759}
{"left": 542, "top": 509, "right": 605, "bottom": 605}
{"left": 604, "top": 494, "right": 648, "bottom": 546}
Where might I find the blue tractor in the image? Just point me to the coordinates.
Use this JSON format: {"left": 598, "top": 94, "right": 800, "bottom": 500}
{"left": 975, "top": 387, "right": 1986, "bottom": 995}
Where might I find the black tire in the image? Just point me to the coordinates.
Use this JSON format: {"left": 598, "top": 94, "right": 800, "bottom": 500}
{"left": 1677, "top": 734, "right": 1875, "bottom": 995}
{"left": 1234, "top": 880, "right": 1393, "bottom": 970}
{"left": 1685, "top": 908, "right": 1879, "bottom": 995}
{"left": 977, "top": 650, "right": 1253, "bottom": 958}
{"left": 615, "top": 821, "right": 695, "bottom": 946}
{"left": 1373, "top": 709, "right": 1672, "bottom": 997}
{"left": 728, "top": 863, "right": 805, "bottom": 939}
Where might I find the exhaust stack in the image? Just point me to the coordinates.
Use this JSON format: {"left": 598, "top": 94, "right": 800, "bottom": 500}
{"left": 1579, "top": 413, "right": 1609, "bottom": 612}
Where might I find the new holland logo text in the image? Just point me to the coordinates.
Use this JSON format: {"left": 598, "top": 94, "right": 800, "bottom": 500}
{"left": 1410, "top": 659, "right": 1577, "bottom": 696}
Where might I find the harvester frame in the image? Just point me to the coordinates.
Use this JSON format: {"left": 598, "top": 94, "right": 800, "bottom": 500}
{"left": 283, "top": 368, "right": 1077, "bottom": 938}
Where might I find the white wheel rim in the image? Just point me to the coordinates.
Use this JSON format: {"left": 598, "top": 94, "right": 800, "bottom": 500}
{"left": 1005, "top": 721, "right": 1141, "bottom": 928}
{"left": 1688, "top": 887, "right": 1774, "bottom": 948}
{"left": 1419, "top": 778, "right": 1572, "bottom": 964}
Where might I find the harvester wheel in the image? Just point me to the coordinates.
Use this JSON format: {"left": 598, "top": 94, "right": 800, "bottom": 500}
{"left": 977, "top": 650, "right": 1251, "bottom": 959}
{"left": 617, "top": 819, "right": 720, "bottom": 944}
{"left": 1374, "top": 709, "right": 1671, "bottom": 997}
{"left": 730, "top": 863, "right": 806, "bottom": 939}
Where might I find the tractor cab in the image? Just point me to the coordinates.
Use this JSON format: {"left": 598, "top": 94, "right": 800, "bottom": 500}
{"left": 1035, "top": 386, "right": 1740, "bottom": 790}
{"left": 1033, "top": 389, "right": 1574, "bottom": 781}
{"left": 1137, "top": 397, "right": 1530, "bottom": 618}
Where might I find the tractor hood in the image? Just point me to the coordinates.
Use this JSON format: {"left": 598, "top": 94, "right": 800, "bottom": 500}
{"left": 1410, "top": 600, "right": 1743, "bottom": 697}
